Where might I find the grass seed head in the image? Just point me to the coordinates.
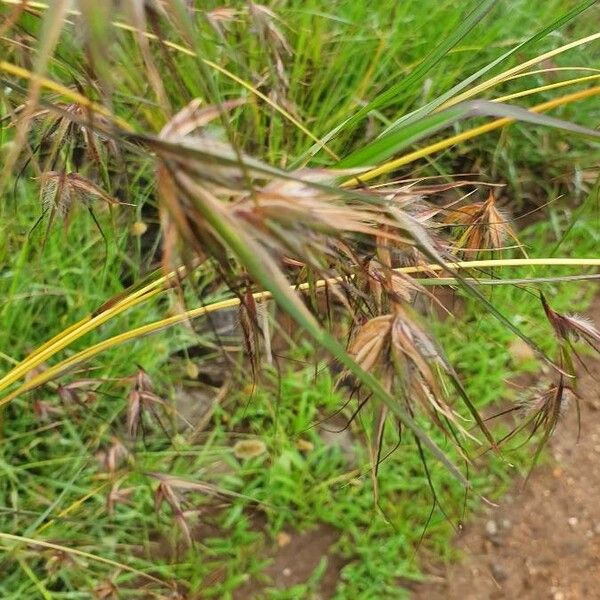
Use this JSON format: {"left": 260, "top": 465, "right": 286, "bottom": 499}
{"left": 233, "top": 438, "right": 267, "bottom": 459}
{"left": 106, "top": 482, "right": 135, "bottom": 515}
{"left": 96, "top": 438, "right": 130, "bottom": 474}
{"left": 542, "top": 294, "right": 600, "bottom": 353}
{"left": 448, "top": 191, "right": 520, "bottom": 255}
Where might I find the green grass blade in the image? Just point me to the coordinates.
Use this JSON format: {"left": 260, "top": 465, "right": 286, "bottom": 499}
{"left": 382, "top": 0, "right": 599, "bottom": 133}
{"left": 340, "top": 99, "right": 600, "bottom": 169}
{"left": 303, "top": 0, "right": 498, "bottom": 155}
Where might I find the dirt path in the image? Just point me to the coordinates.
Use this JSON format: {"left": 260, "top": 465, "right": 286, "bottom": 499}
{"left": 412, "top": 298, "right": 600, "bottom": 600}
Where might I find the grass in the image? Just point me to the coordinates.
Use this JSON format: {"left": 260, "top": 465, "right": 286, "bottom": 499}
{"left": 0, "top": 206, "right": 597, "bottom": 598}
{"left": 1, "top": 0, "right": 600, "bottom": 598}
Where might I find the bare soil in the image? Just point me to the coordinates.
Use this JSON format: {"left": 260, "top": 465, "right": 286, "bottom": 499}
{"left": 233, "top": 523, "right": 346, "bottom": 599}
{"left": 412, "top": 297, "right": 600, "bottom": 600}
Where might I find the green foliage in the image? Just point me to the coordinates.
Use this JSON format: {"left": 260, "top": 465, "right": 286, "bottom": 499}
{"left": 1, "top": 0, "right": 600, "bottom": 598}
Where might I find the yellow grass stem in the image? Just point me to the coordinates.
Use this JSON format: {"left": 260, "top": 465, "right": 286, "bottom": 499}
{"left": 1, "top": 257, "right": 598, "bottom": 408}
{"left": 0, "top": 60, "right": 133, "bottom": 131}
{"left": 37, "top": 483, "right": 110, "bottom": 534}
{"left": 438, "top": 31, "right": 600, "bottom": 110}
{"left": 0, "top": 532, "right": 167, "bottom": 586}
{"left": 0, "top": 265, "right": 189, "bottom": 392}
{"left": 347, "top": 85, "right": 600, "bottom": 185}
{"left": 504, "top": 66, "right": 600, "bottom": 80}
{"left": 491, "top": 73, "right": 600, "bottom": 103}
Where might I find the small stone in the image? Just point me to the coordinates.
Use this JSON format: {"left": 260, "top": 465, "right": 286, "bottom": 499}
{"left": 553, "top": 591, "right": 565, "bottom": 600}
{"left": 568, "top": 516, "right": 579, "bottom": 528}
{"left": 485, "top": 520, "right": 498, "bottom": 537}
{"left": 501, "top": 518, "right": 512, "bottom": 530}
{"left": 276, "top": 532, "right": 291, "bottom": 548}
{"left": 185, "top": 362, "right": 199, "bottom": 379}
{"left": 490, "top": 562, "right": 508, "bottom": 582}
{"left": 552, "top": 467, "right": 563, "bottom": 478}
{"left": 233, "top": 439, "right": 267, "bottom": 459}
{"left": 282, "top": 568, "right": 292, "bottom": 577}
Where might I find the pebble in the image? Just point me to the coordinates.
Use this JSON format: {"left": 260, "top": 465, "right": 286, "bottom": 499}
{"left": 485, "top": 520, "right": 498, "bottom": 537}
{"left": 553, "top": 592, "right": 565, "bottom": 600}
{"left": 490, "top": 562, "right": 508, "bottom": 582}
{"left": 568, "top": 516, "right": 579, "bottom": 528}
{"left": 501, "top": 518, "right": 512, "bottom": 530}
{"left": 282, "top": 568, "right": 292, "bottom": 577}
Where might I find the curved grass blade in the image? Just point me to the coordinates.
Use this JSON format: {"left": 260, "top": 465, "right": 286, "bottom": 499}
{"left": 308, "top": 0, "right": 498, "bottom": 150}
{"left": 491, "top": 73, "right": 600, "bottom": 103}
{"left": 439, "top": 31, "right": 600, "bottom": 111}
{"left": 381, "top": 1, "right": 600, "bottom": 134}
{"left": 341, "top": 97, "right": 600, "bottom": 170}
{"left": 0, "top": 532, "right": 167, "bottom": 587}
{"left": 349, "top": 85, "right": 600, "bottom": 183}
{"left": 0, "top": 264, "right": 190, "bottom": 392}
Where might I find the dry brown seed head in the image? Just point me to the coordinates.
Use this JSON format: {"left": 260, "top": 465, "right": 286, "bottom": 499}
{"left": 233, "top": 439, "right": 267, "bottom": 459}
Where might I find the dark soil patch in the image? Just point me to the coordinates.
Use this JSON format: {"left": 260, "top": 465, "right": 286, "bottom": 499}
{"left": 412, "top": 296, "right": 600, "bottom": 600}
{"left": 233, "top": 523, "right": 347, "bottom": 599}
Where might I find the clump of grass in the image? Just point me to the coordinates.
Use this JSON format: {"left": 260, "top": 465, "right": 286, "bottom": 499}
{"left": 1, "top": 0, "right": 600, "bottom": 597}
